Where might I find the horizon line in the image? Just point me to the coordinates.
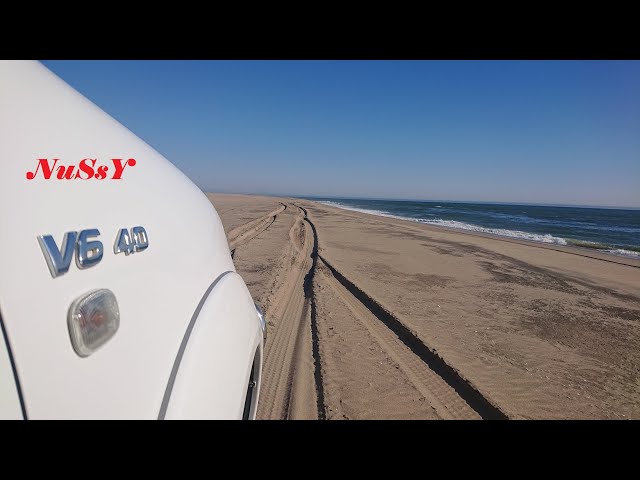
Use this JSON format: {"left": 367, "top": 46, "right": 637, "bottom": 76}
{"left": 299, "top": 195, "right": 640, "bottom": 211}
{"left": 203, "top": 188, "right": 640, "bottom": 211}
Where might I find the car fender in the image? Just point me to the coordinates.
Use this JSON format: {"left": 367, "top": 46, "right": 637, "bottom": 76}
{"left": 160, "top": 271, "right": 263, "bottom": 420}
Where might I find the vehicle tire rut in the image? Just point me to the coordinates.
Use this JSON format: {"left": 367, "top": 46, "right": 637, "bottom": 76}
{"left": 257, "top": 204, "right": 323, "bottom": 419}
{"left": 227, "top": 203, "right": 286, "bottom": 251}
{"left": 317, "top": 254, "right": 508, "bottom": 420}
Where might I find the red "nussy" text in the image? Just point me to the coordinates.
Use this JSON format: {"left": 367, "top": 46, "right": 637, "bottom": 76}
{"left": 26, "top": 158, "right": 137, "bottom": 180}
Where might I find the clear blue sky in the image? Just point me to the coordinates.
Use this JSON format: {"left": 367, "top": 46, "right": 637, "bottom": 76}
{"left": 42, "top": 60, "right": 640, "bottom": 208}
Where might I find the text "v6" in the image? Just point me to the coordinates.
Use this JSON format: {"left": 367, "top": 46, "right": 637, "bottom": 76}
{"left": 38, "top": 226, "right": 149, "bottom": 278}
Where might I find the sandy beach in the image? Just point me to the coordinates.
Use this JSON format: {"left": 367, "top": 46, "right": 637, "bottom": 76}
{"left": 207, "top": 193, "right": 640, "bottom": 420}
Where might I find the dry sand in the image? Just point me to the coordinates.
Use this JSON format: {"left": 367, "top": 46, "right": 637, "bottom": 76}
{"left": 207, "top": 193, "right": 640, "bottom": 420}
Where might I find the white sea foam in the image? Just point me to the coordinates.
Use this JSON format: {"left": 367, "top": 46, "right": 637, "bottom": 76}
{"left": 317, "top": 201, "right": 409, "bottom": 221}
{"left": 318, "top": 201, "right": 569, "bottom": 245}
{"left": 316, "top": 200, "right": 640, "bottom": 258}
{"left": 415, "top": 219, "right": 569, "bottom": 245}
{"left": 605, "top": 249, "right": 640, "bottom": 258}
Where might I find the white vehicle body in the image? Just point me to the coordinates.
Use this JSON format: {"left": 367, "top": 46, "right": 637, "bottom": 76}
{"left": 0, "top": 60, "right": 264, "bottom": 419}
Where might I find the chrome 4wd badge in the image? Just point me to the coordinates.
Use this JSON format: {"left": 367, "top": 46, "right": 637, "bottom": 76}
{"left": 38, "top": 227, "right": 148, "bottom": 278}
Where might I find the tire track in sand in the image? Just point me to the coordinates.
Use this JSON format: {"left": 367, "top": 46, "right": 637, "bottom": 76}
{"left": 256, "top": 204, "right": 323, "bottom": 419}
{"left": 298, "top": 206, "right": 326, "bottom": 420}
{"left": 316, "top": 253, "right": 508, "bottom": 420}
{"left": 245, "top": 201, "right": 505, "bottom": 419}
{"left": 227, "top": 203, "right": 286, "bottom": 251}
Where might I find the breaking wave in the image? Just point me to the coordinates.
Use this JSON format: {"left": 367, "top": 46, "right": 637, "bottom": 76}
{"left": 318, "top": 200, "right": 640, "bottom": 258}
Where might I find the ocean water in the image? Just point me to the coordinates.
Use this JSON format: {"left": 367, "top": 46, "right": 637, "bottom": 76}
{"left": 308, "top": 198, "right": 640, "bottom": 259}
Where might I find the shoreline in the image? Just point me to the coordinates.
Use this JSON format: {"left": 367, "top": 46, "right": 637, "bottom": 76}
{"left": 209, "top": 193, "right": 640, "bottom": 419}
{"left": 310, "top": 199, "right": 640, "bottom": 268}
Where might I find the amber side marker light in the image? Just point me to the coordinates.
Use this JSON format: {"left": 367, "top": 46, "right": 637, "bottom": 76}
{"left": 68, "top": 289, "right": 120, "bottom": 357}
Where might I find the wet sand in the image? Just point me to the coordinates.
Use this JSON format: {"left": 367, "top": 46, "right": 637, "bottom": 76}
{"left": 207, "top": 193, "right": 640, "bottom": 419}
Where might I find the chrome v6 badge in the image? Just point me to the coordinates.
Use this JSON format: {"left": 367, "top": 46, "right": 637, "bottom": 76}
{"left": 38, "top": 226, "right": 148, "bottom": 278}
